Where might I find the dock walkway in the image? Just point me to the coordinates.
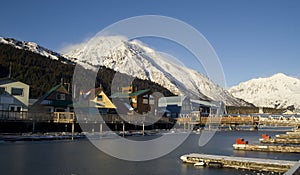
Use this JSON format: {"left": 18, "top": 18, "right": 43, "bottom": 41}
{"left": 233, "top": 144, "right": 300, "bottom": 153}
{"left": 180, "top": 153, "right": 297, "bottom": 173}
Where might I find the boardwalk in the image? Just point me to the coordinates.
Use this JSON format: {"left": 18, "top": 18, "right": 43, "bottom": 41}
{"left": 260, "top": 132, "right": 300, "bottom": 144}
{"left": 1, "top": 110, "right": 300, "bottom": 131}
{"left": 176, "top": 114, "right": 300, "bottom": 128}
{"left": 180, "top": 153, "right": 297, "bottom": 173}
{"left": 233, "top": 144, "right": 300, "bottom": 153}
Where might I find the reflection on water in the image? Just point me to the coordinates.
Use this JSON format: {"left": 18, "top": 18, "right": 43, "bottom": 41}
{"left": 0, "top": 131, "right": 298, "bottom": 175}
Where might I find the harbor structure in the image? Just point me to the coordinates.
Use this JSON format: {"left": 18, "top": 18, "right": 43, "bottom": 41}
{"left": 260, "top": 132, "right": 300, "bottom": 144}
{"left": 233, "top": 143, "right": 300, "bottom": 153}
{"left": 180, "top": 153, "right": 297, "bottom": 173}
{"left": 232, "top": 129, "right": 300, "bottom": 155}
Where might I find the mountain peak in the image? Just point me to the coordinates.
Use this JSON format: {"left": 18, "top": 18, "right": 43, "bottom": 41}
{"left": 229, "top": 73, "right": 300, "bottom": 108}
{"left": 271, "top": 73, "right": 288, "bottom": 78}
{"left": 273, "top": 72, "right": 286, "bottom": 76}
{"left": 65, "top": 35, "right": 250, "bottom": 106}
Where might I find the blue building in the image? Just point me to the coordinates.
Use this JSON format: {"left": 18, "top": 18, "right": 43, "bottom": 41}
{"left": 158, "top": 96, "right": 218, "bottom": 118}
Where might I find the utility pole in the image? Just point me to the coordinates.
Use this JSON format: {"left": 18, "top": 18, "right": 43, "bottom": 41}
{"left": 8, "top": 62, "right": 12, "bottom": 78}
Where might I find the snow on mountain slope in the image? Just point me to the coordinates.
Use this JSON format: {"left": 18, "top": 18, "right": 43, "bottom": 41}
{"left": 64, "top": 35, "right": 250, "bottom": 106}
{"left": 0, "top": 36, "right": 71, "bottom": 64}
{"left": 229, "top": 73, "right": 300, "bottom": 108}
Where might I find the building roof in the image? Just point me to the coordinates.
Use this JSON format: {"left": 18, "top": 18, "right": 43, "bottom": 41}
{"left": 34, "top": 84, "right": 72, "bottom": 107}
{"left": 38, "top": 84, "right": 63, "bottom": 101}
{"left": 190, "top": 99, "right": 217, "bottom": 107}
{"left": 158, "top": 96, "right": 187, "bottom": 107}
{"left": 0, "top": 77, "right": 28, "bottom": 86}
{"left": 158, "top": 96, "right": 216, "bottom": 108}
{"left": 0, "top": 90, "right": 27, "bottom": 107}
{"left": 110, "top": 89, "right": 150, "bottom": 98}
{"left": 81, "top": 87, "right": 103, "bottom": 100}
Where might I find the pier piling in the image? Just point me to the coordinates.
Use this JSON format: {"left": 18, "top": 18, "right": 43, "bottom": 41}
{"left": 71, "top": 122, "right": 75, "bottom": 140}
{"left": 100, "top": 123, "right": 103, "bottom": 134}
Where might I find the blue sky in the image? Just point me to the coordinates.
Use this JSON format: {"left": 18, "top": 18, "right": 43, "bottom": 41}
{"left": 0, "top": 0, "right": 299, "bottom": 87}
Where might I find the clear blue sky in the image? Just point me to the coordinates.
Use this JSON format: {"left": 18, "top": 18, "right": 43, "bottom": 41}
{"left": 1, "top": 0, "right": 299, "bottom": 87}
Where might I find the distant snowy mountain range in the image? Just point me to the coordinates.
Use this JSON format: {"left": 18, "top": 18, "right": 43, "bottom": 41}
{"left": 229, "top": 73, "right": 300, "bottom": 109}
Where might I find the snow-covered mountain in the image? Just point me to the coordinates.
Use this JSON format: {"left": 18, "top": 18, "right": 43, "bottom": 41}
{"left": 0, "top": 36, "right": 72, "bottom": 64}
{"left": 229, "top": 73, "right": 300, "bottom": 109}
{"left": 64, "top": 35, "right": 250, "bottom": 106}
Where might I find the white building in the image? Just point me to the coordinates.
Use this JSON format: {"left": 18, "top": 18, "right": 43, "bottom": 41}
{"left": 0, "top": 78, "right": 29, "bottom": 111}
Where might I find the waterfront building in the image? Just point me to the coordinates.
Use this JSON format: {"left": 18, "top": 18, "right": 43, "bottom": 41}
{"left": 158, "top": 96, "right": 216, "bottom": 118}
{"left": 31, "top": 84, "right": 72, "bottom": 113}
{"left": 79, "top": 87, "right": 116, "bottom": 114}
{"left": 110, "top": 86, "right": 157, "bottom": 114}
{"left": 0, "top": 78, "right": 29, "bottom": 112}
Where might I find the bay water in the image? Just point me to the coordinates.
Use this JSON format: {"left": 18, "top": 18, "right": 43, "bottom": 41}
{"left": 0, "top": 130, "right": 299, "bottom": 175}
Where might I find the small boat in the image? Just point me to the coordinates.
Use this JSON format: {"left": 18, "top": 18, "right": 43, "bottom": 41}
{"left": 194, "top": 162, "right": 205, "bottom": 166}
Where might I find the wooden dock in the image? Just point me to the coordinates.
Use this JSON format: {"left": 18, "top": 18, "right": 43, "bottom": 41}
{"left": 180, "top": 153, "right": 297, "bottom": 173}
{"left": 276, "top": 134, "right": 300, "bottom": 139}
{"left": 233, "top": 144, "right": 300, "bottom": 153}
{"left": 176, "top": 114, "right": 300, "bottom": 129}
{"left": 260, "top": 138, "right": 300, "bottom": 144}
{"left": 259, "top": 131, "right": 300, "bottom": 144}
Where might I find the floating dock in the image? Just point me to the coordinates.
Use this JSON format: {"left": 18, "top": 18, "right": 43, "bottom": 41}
{"left": 180, "top": 153, "right": 297, "bottom": 173}
{"left": 233, "top": 144, "right": 300, "bottom": 153}
{"left": 276, "top": 134, "right": 300, "bottom": 139}
{"left": 260, "top": 133, "right": 300, "bottom": 144}
{"left": 260, "top": 138, "right": 300, "bottom": 144}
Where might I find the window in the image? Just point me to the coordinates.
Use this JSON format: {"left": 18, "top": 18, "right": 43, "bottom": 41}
{"left": 143, "top": 99, "right": 149, "bottom": 104}
{"left": 97, "top": 95, "right": 103, "bottom": 101}
{"left": 56, "top": 94, "right": 66, "bottom": 100}
{"left": 9, "top": 106, "right": 22, "bottom": 112}
{"left": 0, "top": 87, "right": 5, "bottom": 94}
{"left": 11, "top": 88, "right": 23, "bottom": 96}
{"left": 55, "top": 108, "right": 65, "bottom": 112}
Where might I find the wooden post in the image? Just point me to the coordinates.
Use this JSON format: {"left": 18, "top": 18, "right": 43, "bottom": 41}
{"left": 32, "top": 122, "right": 35, "bottom": 133}
{"left": 200, "top": 115, "right": 202, "bottom": 127}
{"left": 100, "top": 123, "right": 103, "bottom": 134}
{"left": 122, "top": 122, "right": 125, "bottom": 137}
{"left": 142, "top": 123, "right": 145, "bottom": 136}
{"left": 71, "top": 122, "right": 75, "bottom": 140}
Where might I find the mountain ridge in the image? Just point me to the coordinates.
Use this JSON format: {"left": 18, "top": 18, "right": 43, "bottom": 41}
{"left": 0, "top": 35, "right": 252, "bottom": 106}
{"left": 229, "top": 73, "right": 300, "bottom": 109}
{"left": 0, "top": 36, "right": 73, "bottom": 65}
{"left": 64, "top": 35, "right": 251, "bottom": 106}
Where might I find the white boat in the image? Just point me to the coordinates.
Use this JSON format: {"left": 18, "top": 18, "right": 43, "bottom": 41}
{"left": 194, "top": 162, "right": 205, "bottom": 166}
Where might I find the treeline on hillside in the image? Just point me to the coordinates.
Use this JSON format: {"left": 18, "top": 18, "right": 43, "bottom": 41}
{"left": 0, "top": 44, "right": 173, "bottom": 99}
